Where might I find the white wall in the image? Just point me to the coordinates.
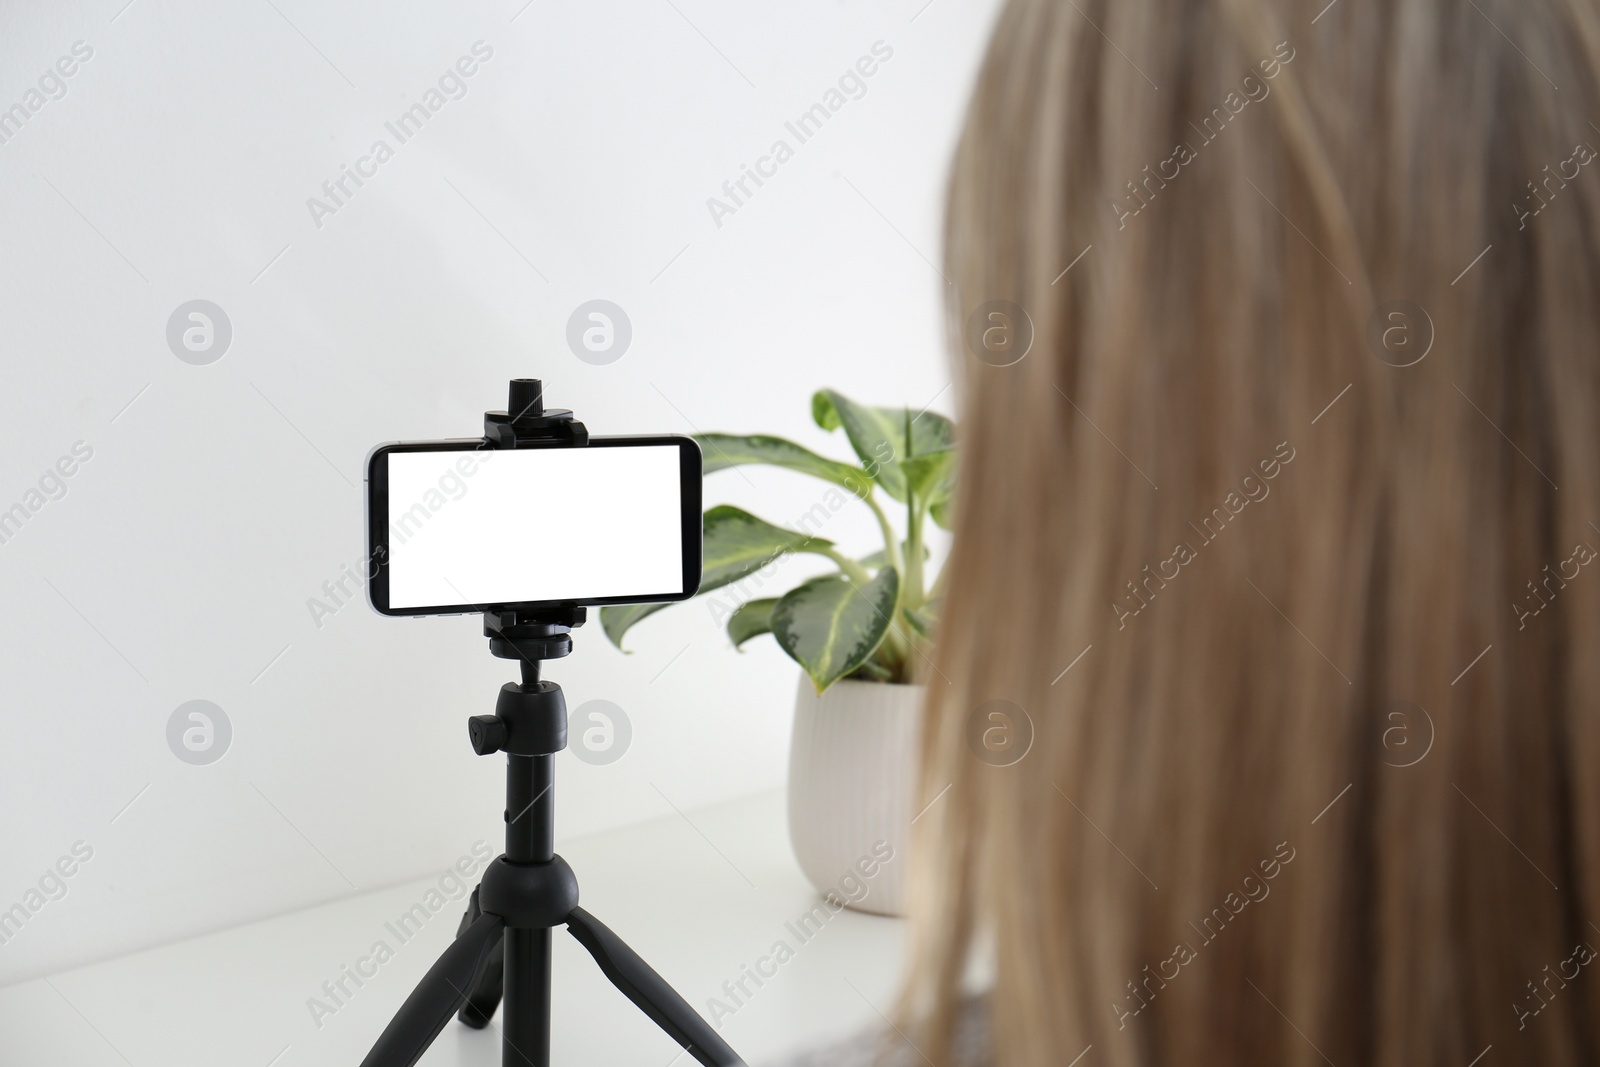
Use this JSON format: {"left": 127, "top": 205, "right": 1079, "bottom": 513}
{"left": 0, "top": 0, "right": 998, "bottom": 983}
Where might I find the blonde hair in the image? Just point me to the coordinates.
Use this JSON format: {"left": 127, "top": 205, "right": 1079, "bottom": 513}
{"left": 905, "top": 0, "right": 1600, "bottom": 1064}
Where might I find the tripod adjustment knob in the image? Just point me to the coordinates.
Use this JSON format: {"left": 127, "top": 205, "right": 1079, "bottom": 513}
{"left": 468, "top": 715, "right": 509, "bottom": 755}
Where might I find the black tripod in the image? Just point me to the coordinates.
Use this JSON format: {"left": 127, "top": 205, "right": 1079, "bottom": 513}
{"left": 360, "top": 382, "right": 744, "bottom": 1067}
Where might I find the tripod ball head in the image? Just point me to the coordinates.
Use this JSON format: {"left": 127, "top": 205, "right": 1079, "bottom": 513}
{"left": 467, "top": 681, "right": 568, "bottom": 757}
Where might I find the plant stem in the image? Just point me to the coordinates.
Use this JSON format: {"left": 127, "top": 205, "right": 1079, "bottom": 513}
{"left": 807, "top": 546, "right": 875, "bottom": 588}
{"left": 853, "top": 486, "right": 914, "bottom": 680}
{"left": 835, "top": 481, "right": 912, "bottom": 681}
{"left": 905, "top": 496, "right": 926, "bottom": 612}
{"left": 860, "top": 490, "right": 902, "bottom": 577}
{"left": 852, "top": 658, "right": 894, "bottom": 682}
{"left": 927, "top": 556, "right": 948, "bottom": 602}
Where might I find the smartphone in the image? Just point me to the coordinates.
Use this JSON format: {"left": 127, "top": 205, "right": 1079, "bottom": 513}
{"left": 366, "top": 436, "right": 702, "bottom": 617}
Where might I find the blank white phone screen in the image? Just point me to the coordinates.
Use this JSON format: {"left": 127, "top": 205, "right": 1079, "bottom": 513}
{"left": 385, "top": 445, "right": 685, "bottom": 609}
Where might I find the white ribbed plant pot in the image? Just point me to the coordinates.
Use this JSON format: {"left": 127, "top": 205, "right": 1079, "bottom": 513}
{"left": 787, "top": 675, "right": 923, "bottom": 917}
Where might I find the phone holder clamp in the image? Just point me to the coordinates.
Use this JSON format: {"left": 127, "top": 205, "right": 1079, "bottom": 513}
{"left": 483, "top": 377, "right": 589, "bottom": 449}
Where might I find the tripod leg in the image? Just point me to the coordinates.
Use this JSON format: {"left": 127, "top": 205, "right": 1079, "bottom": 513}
{"left": 455, "top": 887, "right": 505, "bottom": 1030}
{"left": 566, "top": 907, "right": 747, "bottom": 1067}
{"left": 359, "top": 910, "right": 506, "bottom": 1067}
{"left": 503, "top": 928, "right": 552, "bottom": 1067}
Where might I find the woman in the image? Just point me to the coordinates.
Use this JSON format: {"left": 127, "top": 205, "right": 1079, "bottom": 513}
{"left": 800, "top": 0, "right": 1600, "bottom": 1063}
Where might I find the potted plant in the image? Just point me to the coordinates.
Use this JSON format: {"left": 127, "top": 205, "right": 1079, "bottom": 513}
{"left": 601, "top": 389, "right": 955, "bottom": 916}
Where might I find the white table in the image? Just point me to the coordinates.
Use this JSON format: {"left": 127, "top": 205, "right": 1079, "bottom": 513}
{"left": 0, "top": 790, "right": 905, "bottom": 1066}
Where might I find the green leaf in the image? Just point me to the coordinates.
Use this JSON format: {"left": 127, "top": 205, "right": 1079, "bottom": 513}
{"left": 812, "top": 389, "right": 911, "bottom": 502}
{"left": 902, "top": 448, "right": 956, "bottom": 505}
{"left": 811, "top": 390, "right": 956, "bottom": 505}
{"left": 907, "top": 409, "right": 957, "bottom": 526}
{"left": 700, "top": 504, "right": 827, "bottom": 588}
{"left": 695, "top": 433, "right": 871, "bottom": 496}
{"left": 908, "top": 410, "right": 955, "bottom": 458}
{"left": 772, "top": 567, "right": 899, "bottom": 692}
{"left": 601, "top": 602, "right": 670, "bottom": 649}
{"left": 727, "top": 597, "right": 778, "bottom": 649}
{"left": 810, "top": 390, "right": 844, "bottom": 432}
{"left": 601, "top": 505, "right": 827, "bottom": 650}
